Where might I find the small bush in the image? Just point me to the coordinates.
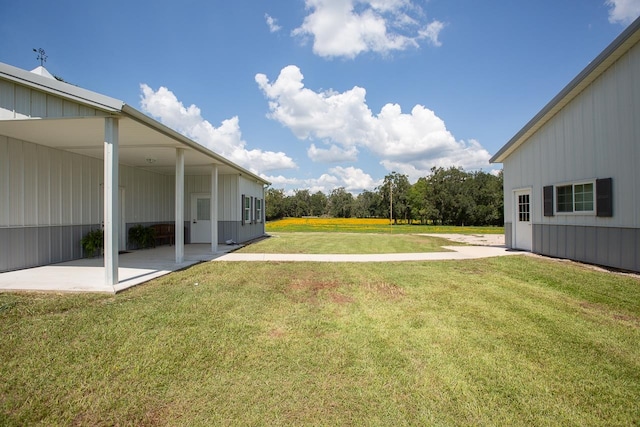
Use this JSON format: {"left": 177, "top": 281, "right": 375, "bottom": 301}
{"left": 128, "top": 224, "right": 156, "bottom": 249}
{"left": 80, "top": 229, "right": 103, "bottom": 257}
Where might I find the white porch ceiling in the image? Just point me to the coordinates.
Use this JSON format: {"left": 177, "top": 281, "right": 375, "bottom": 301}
{"left": 0, "top": 116, "right": 249, "bottom": 177}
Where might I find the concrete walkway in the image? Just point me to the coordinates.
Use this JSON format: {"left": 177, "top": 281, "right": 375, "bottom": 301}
{"left": 214, "top": 245, "right": 523, "bottom": 262}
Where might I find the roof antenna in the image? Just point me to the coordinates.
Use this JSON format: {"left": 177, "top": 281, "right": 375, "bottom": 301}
{"left": 33, "top": 48, "right": 47, "bottom": 66}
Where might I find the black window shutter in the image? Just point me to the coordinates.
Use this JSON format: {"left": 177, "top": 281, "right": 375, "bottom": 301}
{"left": 543, "top": 185, "right": 554, "bottom": 216}
{"left": 241, "top": 194, "right": 245, "bottom": 225}
{"left": 596, "top": 178, "right": 613, "bottom": 217}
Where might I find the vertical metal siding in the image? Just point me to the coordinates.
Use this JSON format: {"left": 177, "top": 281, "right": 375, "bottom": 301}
{"left": 8, "top": 138, "right": 24, "bottom": 225}
{"left": 505, "top": 41, "right": 640, "bottom": 229}
{"left": 0, "top": 136, "right": 8, "bottom": 225}
{"left": 37, "top": 145, "right": 50, "bottom": 224}
{"left": 23, "top": 141, "right": 37, "bottom": 225}
{"left": 15, "top": 85, "right": 31, "bottom": 118}
{"left": 31, "top": 91, "right": 47, "bottom": 117}
{"left": 0, "top": 81, "right": 13, "bottom": 118}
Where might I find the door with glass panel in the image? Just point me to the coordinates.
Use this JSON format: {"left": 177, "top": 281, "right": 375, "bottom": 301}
{"left": 190, "top": 194, "right": 211, "bottom": 243}
{"left": 513, "top": 189, "right": 532, "bottom": 251}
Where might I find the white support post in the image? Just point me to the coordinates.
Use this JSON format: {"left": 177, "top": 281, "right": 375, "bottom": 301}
{"left": 104, "top": 117, "right": 119, "bottom": 288}
{"left": 210, "top": 164, "right": 218, "bottom": 253}
{"left": 175, "top": 148, "right": 185, "bottom": 263}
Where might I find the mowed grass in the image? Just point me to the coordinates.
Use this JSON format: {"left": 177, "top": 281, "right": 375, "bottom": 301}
{"left": 238, "top": 232, "right": 461, "bottom": 254}
{"left": 2, "top": 255, "right": 640, "bottom": 425}
{"left": 267, "top": 217, "right": 504, "bottom": 234}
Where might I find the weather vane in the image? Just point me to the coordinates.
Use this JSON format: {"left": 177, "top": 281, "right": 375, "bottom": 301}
{"left": 33, "top": 48, "right": 47, "bottom": 66}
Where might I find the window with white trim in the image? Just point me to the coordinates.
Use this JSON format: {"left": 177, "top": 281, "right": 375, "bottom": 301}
{"left": 556, "top": 182, "right": 594, "bottom": 213}
{"left": 244, "top": 195, "right": 251, "bottom": 223}
{"left": 256, "top": 198, "right": 262, "bottom": 223}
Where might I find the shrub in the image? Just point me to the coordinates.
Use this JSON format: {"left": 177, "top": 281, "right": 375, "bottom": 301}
{"left": 80, "top": 229, "right": 103, "bottom": 257}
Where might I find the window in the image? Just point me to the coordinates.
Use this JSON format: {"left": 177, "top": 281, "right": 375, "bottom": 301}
{"left": 255, "top": 198, "right": 262, "bottom": 223}
{"left": 196, "top": 197, "right": 210, "bottom": 221}
{"left": 518, "top": 194, "right": 530, "bottom": 222}
{"left": 556, "top": 182, "right": 594, "bottom": 213}
{"left": 556, "top": 185, "right": 573, "bottom": 213}
{"left": 244, "top": 196, "right": 251, "bottom": 223}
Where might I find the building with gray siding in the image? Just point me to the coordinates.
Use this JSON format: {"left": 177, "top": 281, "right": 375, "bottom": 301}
{"left": 491, "top": 17, "right": 640, "bottom": 272}
{"left": 0, "top": 62, "right": 269, "bottom": 285}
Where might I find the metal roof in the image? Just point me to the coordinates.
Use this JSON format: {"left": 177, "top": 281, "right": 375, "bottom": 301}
{"left": 0, "top": 62, "right": 270, "bottom": 184}
{"left": 490, "top": 16, "right": 640, "bottom": 164}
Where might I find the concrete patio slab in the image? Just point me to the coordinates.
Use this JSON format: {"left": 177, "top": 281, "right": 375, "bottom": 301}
{"left": 0, "top": 244, "right": 239, "bottom": 294}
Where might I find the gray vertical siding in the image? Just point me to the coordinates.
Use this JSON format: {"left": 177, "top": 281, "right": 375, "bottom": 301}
{"left": 531, "top": 224, "right": 639, "bottom": 272}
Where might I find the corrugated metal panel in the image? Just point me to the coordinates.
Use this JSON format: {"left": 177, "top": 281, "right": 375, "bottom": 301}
{"left": 49, "top": 149, "right": 61, "bottom": 224}
{"left": 8, "top": 138, "right": 24, "bottom": 226}
{"left": 63, "top": 100, "right": 79, "bottom": 117}
{"left": 119, "top": 165, "right": 174, "bottom": 224}
{"left": 37, "top": 145, "right": 50, "bottom": 224}
{"left": 60, "top": 152, "right": 72, "bottom": 225}
{"left": 0, "top": 80, "right": 14, "bottom": 118}
{"left": 15, "top": 85, "right": 31, "bottom": 118}
{"left": 46, "top": 96, "right": 63, "bottom": 117}
{"left": 504, "top": 41, "right": 640, "bottom": 228}
{"left": 0, "top": 136, "right": 8, "bottom": 225}
{"left": 23, "top": 141, "right": 37, "bottom": 225}
{"left": 31, "top": 91, "right": 47, "bottom": 117}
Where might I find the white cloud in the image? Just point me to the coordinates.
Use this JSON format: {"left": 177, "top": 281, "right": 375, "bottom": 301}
{"left": 606, "top": 0, "right": 640, "bottom": 24}
{"left": 292, "top": 0, "right": 444, "bottom": 58}
{"left": 139, "top": 84, "right": 296, "bottom": 173}
{"left": 307, "top": 143, "right": 359, "bottom": 162}
{"left": 265, "top": 13, "right": 282, "bottom": 32}
{"left": 256, "top": 66, "right": 492, "bottom": 182}
{"left": 328, "top": 166, "right": 379, "bottom": 191}
{"left": 262, "top": 167, "right": 376, "bottom": 194}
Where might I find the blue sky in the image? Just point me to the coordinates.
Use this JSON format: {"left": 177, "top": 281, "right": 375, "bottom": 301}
{"left": 2, "top": 0, "right": 639, "bottom": 194}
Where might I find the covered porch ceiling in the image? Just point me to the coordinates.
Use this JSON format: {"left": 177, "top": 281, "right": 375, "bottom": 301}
{"left": 0, "top": 114, "right": 260, "bottom": 178}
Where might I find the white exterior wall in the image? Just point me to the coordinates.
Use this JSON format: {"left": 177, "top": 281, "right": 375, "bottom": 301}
{"left": 0, "top": 136, "right": 103, "bottom": 227}
{"left": 184, "top": 174, "right": 239, "bottom": 221}
{"left": 504, "top": 40, "right": 640, "bottom": 229}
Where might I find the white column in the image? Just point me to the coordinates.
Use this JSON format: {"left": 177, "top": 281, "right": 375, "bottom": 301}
{"left": 104, "top": 117, "right": 119, "bottom": 287}
{"left": 175, "top": 148, "right": 185, "bottom": 263}
{"left": 210, "top": 164, "right": 218, "bottom": 253}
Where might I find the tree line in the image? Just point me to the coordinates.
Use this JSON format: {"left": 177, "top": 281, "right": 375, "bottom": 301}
{"left": 266, "top": 167, "right": 504, "bottom": 226}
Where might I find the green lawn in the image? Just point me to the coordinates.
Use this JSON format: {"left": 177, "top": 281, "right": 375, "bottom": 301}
{"left": 238, "top": 232, "right": 461, "bottom": 254}
{"left": 1, "top": 250, "right": 639, "bottom": 425}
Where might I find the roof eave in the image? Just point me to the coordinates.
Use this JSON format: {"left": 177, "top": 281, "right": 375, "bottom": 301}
{"left": 121, "top": 105, "right": 271, "bottom": 186}
{"left": 490, "top": 15, "right": 640, "bottom": 164}
{"left": 0, "top": 62, "right": 124, "bottom": 112}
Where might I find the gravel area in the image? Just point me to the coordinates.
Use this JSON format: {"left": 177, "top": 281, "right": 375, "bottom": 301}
{"left": 421, "top": 233, "right": 505, "bottom": 247}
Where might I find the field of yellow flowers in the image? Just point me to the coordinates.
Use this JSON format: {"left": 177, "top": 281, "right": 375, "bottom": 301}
{"left": 266, "top": 217, "right": 503, "bottom": 234}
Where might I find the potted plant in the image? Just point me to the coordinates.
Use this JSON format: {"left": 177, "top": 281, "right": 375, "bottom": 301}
{"left": 81, "top": 229, "right": 103, "bottom": 257}
{"left": 128, "top": 224, "right": 156, "bottom": 249}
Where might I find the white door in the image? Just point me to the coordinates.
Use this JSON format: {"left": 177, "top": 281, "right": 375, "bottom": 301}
{"left": 513, "top": 189, "right": 532, "bottom": 251}
{"left": 190, "top": 194, "right": 211, "bottom": 243}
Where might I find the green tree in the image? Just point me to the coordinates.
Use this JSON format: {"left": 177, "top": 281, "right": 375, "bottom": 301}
{"left": 265, "top": 188, "right": 286, "bottom": 220}
{"left": 327, "top": 187, "right": 354, "bottom": 218}
{"left": 377, "top": 172, "right": 411, "bottom": 224}
{"left": 310, "top": 191, "right": 328, "bottom": 216}
{"left": 292, "top": 189, "right": 311, "bottom": 217}
{"left": 353, "top": 190, "right": 383, "bottom": 218}
{"left": 407, "top": 177, "right": 438, "bottom": 224}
